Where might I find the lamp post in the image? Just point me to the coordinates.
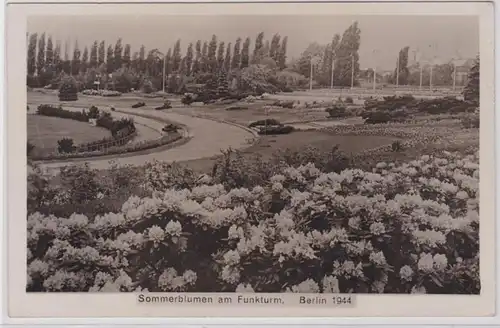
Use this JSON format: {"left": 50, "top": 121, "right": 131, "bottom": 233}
{"left": 309, "top": 55, "right": 320, "bottom": 91}
{"left": 162, "top": 51, "right": 167, "bottom": 93}
{"left": 330, "top": 57, "right": 335, "bottom": 89}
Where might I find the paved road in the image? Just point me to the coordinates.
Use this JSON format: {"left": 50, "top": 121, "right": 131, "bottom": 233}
{"left": 34, "top": 105, "right": 255, "bottom": 173}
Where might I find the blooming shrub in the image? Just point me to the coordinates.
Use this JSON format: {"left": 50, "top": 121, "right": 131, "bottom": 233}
{"left": 27, "top": 151, "right": 479, "bottom": 294}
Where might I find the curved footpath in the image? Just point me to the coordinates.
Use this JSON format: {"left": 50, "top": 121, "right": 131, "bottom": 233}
{"left": 36, "top": 106, "right": 256, "bottom": 173}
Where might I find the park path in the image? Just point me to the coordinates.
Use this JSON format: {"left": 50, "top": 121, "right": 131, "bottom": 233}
{"left": 35, "top": 106, "right": 255, "bottom": 173}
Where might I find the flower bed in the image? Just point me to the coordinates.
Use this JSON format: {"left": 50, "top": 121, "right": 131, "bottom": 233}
{"left": 82, "top": 89, "right": 122, "bottom": 97}
{"left": 27, "top": 151, "right": 479, "bottom": 293}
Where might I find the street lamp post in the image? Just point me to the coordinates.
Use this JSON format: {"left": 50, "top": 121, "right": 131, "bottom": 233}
{"left": 396, "top": 55, "right": 400, "bottom": 88}
{"left": 330, "top": 58, "right": 335, "bottom": 89}
{"left": 419, "top": 64, "right": 423, "bottom": 91}
{"left": 162, "top": 52, "right": 167, "bottom": 93}
{"left": 309, "top": 58, "right": 313, "bottom": 91}
{"left": 452, "top": 61, "right": 457, "bottom": 92}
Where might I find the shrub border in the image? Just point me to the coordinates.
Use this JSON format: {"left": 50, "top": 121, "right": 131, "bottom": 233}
{"left": 30, "top": 111, "right": 188, "bottom": 162}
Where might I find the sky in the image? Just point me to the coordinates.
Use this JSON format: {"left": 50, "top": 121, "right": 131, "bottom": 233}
{"left": 28, "top": 15, "right": 479, "bottom": 71}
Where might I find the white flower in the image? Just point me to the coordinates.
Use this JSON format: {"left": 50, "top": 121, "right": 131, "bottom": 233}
{"left": 417, "top": 253, "right": 434, "bottom": 273}
{"left": 456, "top": 190, "right": 469, "bottom": 200}
{"left": 235, "top": 283, "right": 254, "bottom": 292}
{"left": 182, "top": 270, "right": 197, "bottom": 285}
{"left": 433, "top": 254, "right": 448, "bottom": 271}
{"left": 272, "top": 182, "right": 284, "bottom": 192}
{"left": 369, "top": 251, "right": 387, "bottom": 266}
{"left": 321, "top": 275, "right": 340, "bottom": 293}
{"left": 147, "top": 225, "right": 166, "bottom": 244}
{"left": 348, "top": 216, "right": 361, "bottom": 229}
{"left": 287, "top": 279, "right": 320, "bottom": 293}
{"left": 165, "top": 220, "right": 182, "bottom": 237}
{"left": 223, "top": 250, "right": 241, "bottom": 266}
{"left": 369, "top": 222, "right": 386, "bottom": 235}
{"left": 220, "top": 266, "right": 240, "bottom": 284}
{"left": 399, "top": 265, "right": 414, "bottom": 281}
{"left": 411, "top": 285, "right": 427, "bottom": 294}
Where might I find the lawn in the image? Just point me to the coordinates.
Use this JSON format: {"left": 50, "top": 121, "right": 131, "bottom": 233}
{"left": 28, "top": 115, "right": 111, "bottom": 154}
{"left": 179, "top": 130, "right": 401, "bottom": 173}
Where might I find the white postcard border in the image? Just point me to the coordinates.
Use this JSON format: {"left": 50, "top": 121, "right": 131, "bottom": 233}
{"left": 4, "top": 0, "right": 496, "bottom": 321}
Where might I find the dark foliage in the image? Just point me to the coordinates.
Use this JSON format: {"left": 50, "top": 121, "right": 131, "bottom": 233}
{"left": 57, "top": 138, "right": 76, "bottom": 153}
{"left": 132, "top": 102, "right": 146, "bottom": 108}
{"left": 36, "top": 104, "right": 89, "bottom": 122}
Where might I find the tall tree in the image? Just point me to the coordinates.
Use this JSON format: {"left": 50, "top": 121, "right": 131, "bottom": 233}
{"left": 263, "top": 40, "right": 270, "bottom": 58}
{"left": 114, "top": 38, "right": 123, "bottom": 70}
{"left": 192, "top": 40, "right": 202, "bottom": 75}
{"left": 333, "top": 21, "right": 361, "bottom": 87}
{"left": 139, "top": 45, "right": 146, "bottom": 74}
{"left": 106, "top": 44, "right": 114, "bottom": 74}
{"left": 463, "top": 55, "right": 479, "bottom": 105}
{"left": 36, "top": 33, "right": 46, "bottom": 74}
{"left": 98, "top": 41, "right": 105, "bottom": 66}
{"left": 319, "top": 34, "right": 340, "bottom": 85}
{"left": 277, "top": 36, "right": 288, "bottom": 69}
{"left": 27, "top": 33, "right": 37, "bottom": 76}
{"left": 252, "top": 32, "right": 264, "bottom": 63}
{"left": 89, "top": 41, "right": 98, "bottom": 68}
{"left": 172, "top": 39, "right": 182, "bottom": 72}
{"left": 123, "top": 44, "right": 131, "bottom": 68}
{"left": 207, "top": 35, "right": 218, "bottom": 73}
{"left": 53, "top": 41, "right": 62, "bottom": 73}
{"left": 201, "top": 41, "right": 209, "bottom": 73}
{"left": 184, "top": 43, "right": 194, "bottom": 76}
{"left": 393, "top": 46, "right": 410, "bottom": 85}
{"left": 231, "top": 38, "right": 241, "bottom": 70}
{"left": 217, "top": 42, "right": 225, "bottom": 70}
{"left": 164, "top": 48, "right": 172, "bottom": 77}
{"left": 45, "top": 36, "right": 54, "bottom": 67}
{"left": 241, "top": 37, "right": 251, "bottom": 68}
{"left": 71, "top": 40, "right": 81, "bottom": 75}
{"left": 81, "top": 46, "right": 89, "bottom": 73}
{"left": 224, "top": 42, "right": 232, "bottom": 72}
{"left": 269, "top": 34, "right": 281, "bottom": 63}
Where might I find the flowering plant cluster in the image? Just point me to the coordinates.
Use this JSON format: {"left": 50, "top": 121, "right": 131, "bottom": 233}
{"left": 27, "top": 151, "right": 480, "bottom": 293}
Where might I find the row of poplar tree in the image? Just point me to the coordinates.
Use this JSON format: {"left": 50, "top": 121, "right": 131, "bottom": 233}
{"left": 27, "top": 21, "right": 364, "bottom": 88}
{"left": 27, "top": 32, "right": 289, "bottom": 82}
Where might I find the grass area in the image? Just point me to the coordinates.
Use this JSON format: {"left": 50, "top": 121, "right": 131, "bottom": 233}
{"left": 28, "top": 115, "right": 111, "bottom": 154}
{"left": 178, "top": 130, "right": 401, "bottom": 173}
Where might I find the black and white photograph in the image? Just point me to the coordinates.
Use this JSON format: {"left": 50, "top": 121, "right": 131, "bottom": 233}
{"left": 5, "top": 1, "right": 494, "bottom": 320}
{"left": 22, "top": 10, "right": 485, "bottom": 297}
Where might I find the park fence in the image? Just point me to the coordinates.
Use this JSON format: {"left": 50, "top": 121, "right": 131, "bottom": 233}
{"left": 75, "top": 132, "right": 137, "bottom": 153}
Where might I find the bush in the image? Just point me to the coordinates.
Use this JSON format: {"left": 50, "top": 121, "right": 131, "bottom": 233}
{"left": 26, "top": 151, "right": 480, "bottom": 293}
{"left": 325, "top": 105, "right": 349, "bottom": 118}
{"left": 345, "top": 96, "right": 354, "bottom": 104}
{"left": 155, "top": 101, "right": 172, "bottom": 110}
{"left": 391, "top": 140, "right": 404, "bottom": 152}
{"left": 58, "top": 76, "right": 79, "bottom": 101}
{"left": 88, "top": 106, "right": 100, "bottom": 119}
{"left": 132, "top": 102, "right": 146, "bottom": 108}
{"left": 258, "top": 125, "right": 295, "bottom": 135}
{"left": 225, "top": 106, "right": 248, "bottom": 111}
{"left": 248, "top": 119, "right": 281, "bottom": 128}
{"left": 57, "top": 138, "right": 76, "bottom": 153}
{"left": 272, "top": 100, "right": 294, "bottom": 109}
{"left": 362, "top": 110, "right": 409, "bottom": 124}
{"left": 162, "top": 124, "right": 181, "bottom": 133}
{"left": 181, "top": 93, "right": 196, "bottom": 105}
{"left": 37, "top": 104, "right": 89, "bottom": 122}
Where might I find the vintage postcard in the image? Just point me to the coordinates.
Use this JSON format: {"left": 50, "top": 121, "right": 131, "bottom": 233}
{"left": 5, "top": 0, "right": 495, "bottom": 319}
